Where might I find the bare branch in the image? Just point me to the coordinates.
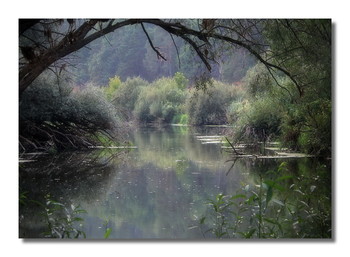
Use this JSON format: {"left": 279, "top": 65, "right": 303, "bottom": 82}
{"left": 140, "top": 22, "right": 166, "bottom": 61}
{"left": 169, "top": 33, "right": 181, "bottom": 69}
{"left": 265, "top": 65, "right": 294, "bottom": 100}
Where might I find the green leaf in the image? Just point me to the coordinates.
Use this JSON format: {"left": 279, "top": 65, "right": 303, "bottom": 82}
{"left": 72, "top": 217, "right": 84, "bottom": 222}
{"left": 276, "top": 175, "right": 293, "bottom": 182}
{"left": 246, "top": 229, "right": 256, "bottom": 238}
{"left": 294, "top": 189, "right": 305, "bottom": 195}
{"left": 73, "top": 209, "right": 87, "bottom": 214}
{"left": 272, "top": 199, "right": 285, "bottom": 206}
{"left": 238, "top": 228, "right": 256, "bottom": 238}
{"left": 104, "top": 228, "right": 112, "bottom": 239}
{"left": 273, "top": 184, "right": 285, "bottom": 192}
{"left": 299, "top": 200, "right": 309, "bottom": 208}
{"left": 264, "top": 180, "right": 275, "bottom": 187}
{"left": 245, "top": 195, "right": 256, "bottom": 204}
{"left": 217, "top": 231, "right": 227, "bottom": 238}
{"left": 30, "top": 199, "right": 45, "bottom": 208}
{"left": 278, "top": 162, "right": 288, "bottom": 172}
{"left": 216, "top": 193, "right": 225, "bottom": 202}
{"left": 264, "top": 218, "right": 283, "bottom": 232}
{"left": 264, "top": 180, "right": 285, "bottom": 191}
{"left": 230, "top": 194, "right": 246, "bottom": 200}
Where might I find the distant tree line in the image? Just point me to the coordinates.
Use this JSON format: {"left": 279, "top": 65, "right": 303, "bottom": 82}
{"left": 19, "top": 19, "right": 331, "bottom": 156}
{"left": 70, "top": 24, "right": 256, "bottom": 86}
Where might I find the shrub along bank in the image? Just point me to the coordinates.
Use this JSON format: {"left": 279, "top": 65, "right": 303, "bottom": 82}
{"left": 19, "top": 70, "right": 331, "bottom": 157}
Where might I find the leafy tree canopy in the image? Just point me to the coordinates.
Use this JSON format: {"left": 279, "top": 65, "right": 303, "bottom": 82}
{"left": 19, "top": 19, "right": 330, "bottom": 98}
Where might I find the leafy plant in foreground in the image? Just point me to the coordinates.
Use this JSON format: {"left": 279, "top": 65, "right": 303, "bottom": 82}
{"left": 38, "top": 195, "right": 87, "bottom": 238}
{"left": 103, "top": 218, "right": 113, "bottom": 239}
{"left": 199, "top": 162, "right": 331, "bottom": 239}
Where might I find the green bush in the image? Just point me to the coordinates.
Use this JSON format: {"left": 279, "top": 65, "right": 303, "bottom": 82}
{"left": 19, "top": 73, "right": 121, "bottom": 151}
{"left": 186, "top": 80, "right": 238, "bottom": 125}
{"left": 104, "top": 75, "right": 122, "bottom": 100}
{"left": 20, "top": 74, "right": 72, "bottom": 123}
{"left": 70, "top": 85, "right": 120, "bottom": 130}
{"left": 227, "top": 99, "right": 245, "bottom": 124}
{"left": 172, "top": 114, "right": 189, "bottom": 125}
{"left": 174, "top": 72, "right": 189, "bottom": 90}
{"left": 113, "top": 77, "right": 149, "bottom": 120}
{"left": 133, "top": 76, "right": 186, "bottom": 124}
{"left": 295, "top": 100, "right": 331, "bottom": 155}
{"left": 133, "top": 100, "right": 153, "bottom": 123}
{"left": 200, "top": 161, "right": 331, "bottom": 238}
{"left": 233, "top": 98, "right": 282, "bottom": 143}
{"left": 234, "top": 62, "right": 331, "bottom": 157}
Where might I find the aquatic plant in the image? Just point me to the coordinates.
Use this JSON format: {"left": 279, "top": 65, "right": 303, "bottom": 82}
{"left": 199, "top": 162, "right": 331, "bottom": 239}
{"left": 38, "top": 195, "right": 87, "bottom": 239}
{"left": 103, "top": 218, "right": 113, "bottom": 239}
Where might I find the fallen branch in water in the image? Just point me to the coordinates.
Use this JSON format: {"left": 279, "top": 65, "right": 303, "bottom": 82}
{"left": 19, "top": 119, "right": 119, "bottom": 153}
{"left": 225, "top": 137, "right": 244, "bottom": 155}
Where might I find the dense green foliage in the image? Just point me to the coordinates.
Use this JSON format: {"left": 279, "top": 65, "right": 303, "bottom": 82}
{"left": 39, "top": 195, "right": 87, "bottom": 238}
{"left": 133, "top": 77, "right": 187, "bottom": 123}
{"left": 19, "top": 73, "right": 121, "bottom": 152}
{"left": 186, "top": 81, "right": 240, "bottom": 125}
{"left": 227, "top": 20, "right": 332, "bottom": 156}
{"left": 104, "top": 75, "right": 122, "bottom": 100}
{"left": 19, "top": 19, "right": 332, "bottom": 241}
{"left": 107, "top": 73, "right": 243, "bottom": 126}
{"left": 200, "top": 161, "right": 331, "bottom": 238}
{"left": 265, "top": 20, "right": 331, "bottom": 156}
{"left": 19, "top": 19, "right": 331, "bottom": 158}
{"left": 229, "top": 64, "right": 285, "bottom": 145}
{"left": 112, "top": 77, "right": 149, "bottom": 121}
{"left": 230, "top": 61, "right": 331, "bottom": 155}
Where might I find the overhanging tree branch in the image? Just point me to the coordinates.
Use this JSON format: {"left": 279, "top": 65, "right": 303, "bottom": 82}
{"left": 19, "top": 19, "right": 139, "bottom": 96}
{"left": 169, "top": 33, "right": 181, "bottom": 69}
{"left": 141, "top": 19, "right": 303, "bottom": 96}
{"left": 140, "top": 22, "right": 166, "bottom": 61}
{"left": 203, "top": 31, "right": 304, "bottom": 97}
{"left": 19, "top": 18, "right": 305, "bottom": 97}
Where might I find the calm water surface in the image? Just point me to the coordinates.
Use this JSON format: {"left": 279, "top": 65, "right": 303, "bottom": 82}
{"left": 19, "top": 126, "right": 331, "bottom": 239}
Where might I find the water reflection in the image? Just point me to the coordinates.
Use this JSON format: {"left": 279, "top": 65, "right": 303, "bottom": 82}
{"left": 19, "top": 126, "right": 331, "bottom": 239}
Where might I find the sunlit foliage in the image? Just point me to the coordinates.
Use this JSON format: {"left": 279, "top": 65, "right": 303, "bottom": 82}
{"left": 104, "top": 75, "right": 122, "bottom": 100}
{"left": 133, "top": 76, "right": 187, "bottom": 123}
{"left": 112, "top": 77, "right": 149, "bottom": 121}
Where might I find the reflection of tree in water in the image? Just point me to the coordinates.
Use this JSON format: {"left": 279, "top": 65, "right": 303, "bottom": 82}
{"left": 220, "top": 157, "right": 332, "bottom": 238}
{"left": 19, "top": 150, "right": 124, "bottom": 237}
{"left": 97, "top": 157, "right": 242, "bottom": 239}
{"left": 104, "top": 164, "right": 157, "bottom": 238}
{"left": 132, "top": 126, "right": 233, "bottom": 170}
{"left": 20, "top": 127, "right": 331, "bottom": 238}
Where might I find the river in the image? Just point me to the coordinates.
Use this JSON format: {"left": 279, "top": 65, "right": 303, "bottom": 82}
{"left": 19, "top": 126, "right": 331, "bottom": 239}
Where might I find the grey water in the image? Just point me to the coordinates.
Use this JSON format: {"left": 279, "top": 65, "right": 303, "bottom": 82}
{"left": 19, "top": 126, "right": 331, "bottom": 239}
